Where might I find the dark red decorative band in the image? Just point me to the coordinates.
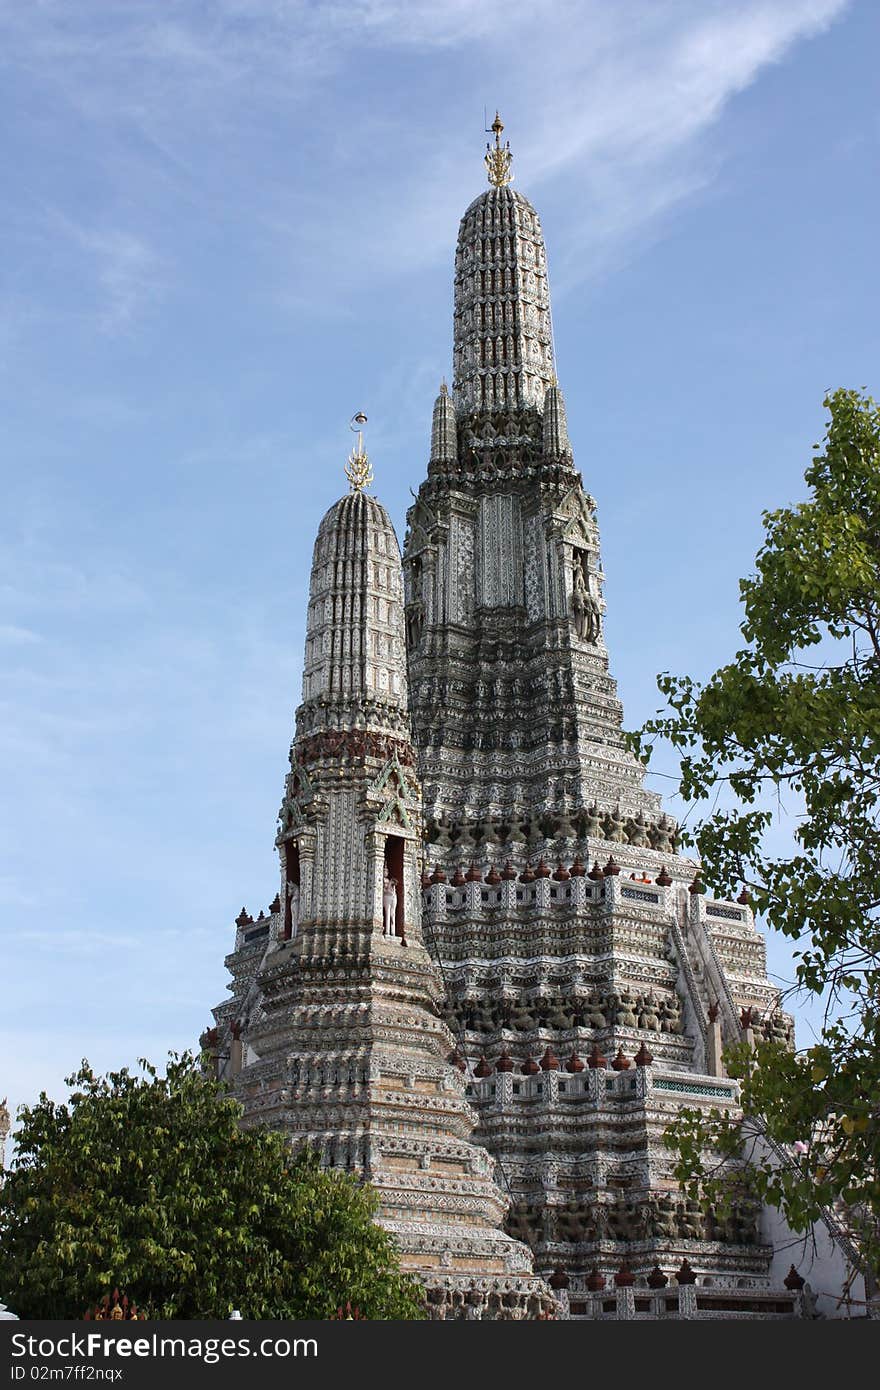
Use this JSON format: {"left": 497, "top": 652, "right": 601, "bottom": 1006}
{"left": 296, "top": 729, "right": 415, "bottom": 767}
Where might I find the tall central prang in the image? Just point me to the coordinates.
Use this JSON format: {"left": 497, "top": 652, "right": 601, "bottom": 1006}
{"left": 401, "top": 117, "right": 819, "bottom": 1313}
{"left": 406, "top": 115, "right": 664, "bottom": 840}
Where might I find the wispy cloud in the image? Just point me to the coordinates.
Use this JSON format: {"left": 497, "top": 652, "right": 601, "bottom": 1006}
{"left": 0, "top": 0, "right": 850, "bottom": 320}
{"left": 0, "top": 875, "right": 39, "bottom": 909}
{"left": 44, "top": 213, "right": 166, "bottom": 333}
{"left": 330, "top": 0, "right": 851, "bottom": 285}
{"left": 0, "top": 623, "right": 42, "bottom": 645}
{"left": 88, "top": 228, "right": 164, "bottom": 332}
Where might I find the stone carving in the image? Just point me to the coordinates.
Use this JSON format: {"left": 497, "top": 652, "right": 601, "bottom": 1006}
{"left": 546, "top": 998, "right": 572, "bottom": 1030}
{"left": 447, "top": 978, "right": 692, "bottom": 1052}
{"left": 607, "top": 1197, "right": 649, "bottom": 1243}
{"left": 278, "top": 795, "right": 306, "bottom": 836}
{"left": 406, "top": 601, "right": 425, "bottom": 650}
{"left": 555, "top": 1200, "right": 590, "bottom": 1243}
{"left": 627, "top": 811, "right": 650, "bottom": 848}
{"left": 508, "top": 1001, "right": 537, "bottom": 1032}
{"left": 424, "top": 805, "right": 685, "bottom": 852}
{"left": 571, "top": 561, "right": 600, "bottom": 643}
{"left": 287, "top": 881, "right": 301, "bottom": 940}
{"left": 658, "top": 995, "right": 683, "bottom": 1034}
{"left": 762, "top": 1012, "right": 793, "bottom": 1047}
{"left": 706, "top": 1199, "right": 760, "bottom": 1246}
{"left": 297, "top": 730, "right": 416, "bottom": 768}
{"left": 654, "top": 814, "right": 679, "bottom": 853}
{"left": 586, "top": 992, "right": 608, "bottom": 1028}
{"left": 637, "top": 993, "right": 660, "bottom": 1032}
{"left": 615, "top": 988, "right": 639, "bottom": 1027}
{"left": 382, "top": 873, "right": 398, "bottom": 937}
{"left": 507, "top": 1201, "right": 543, "bottom": 1245}
{"left": 603, "top": 807, "right": 627, "bottom": 843}
{"left": 647, "top": 1192, "right": 678, "bottom": 1240}
{"left": 676, "top": 1197, "right": 704, "bottom": 1242}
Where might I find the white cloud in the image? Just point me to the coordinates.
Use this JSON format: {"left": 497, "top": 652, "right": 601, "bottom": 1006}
{"left": 0, "top": 875, "right": 39, "bottom": 909}
{"left": 165, "top": 1, "right": 848, "bottom": 300}
{"left": 49, "top": 218, "right": 166, "bottom": 334}
{"left": 0, "top": 623, "right": 42, "bottom": 645}
{"left": 0, "top": 1, "right": 851, "bottom": 326}
{"left": 0, "top": 550, "right": 149, "bottom": 619}
{"left": 88, "top": 228, "right": 165, "bottom": 332}
{"left": 340, "top": 0, "right": 851, "bottom": 283}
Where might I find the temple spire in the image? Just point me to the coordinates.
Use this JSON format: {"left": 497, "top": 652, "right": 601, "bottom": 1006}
{"left": 484, "top": 111, "right": 513, "bottom": 188}
{"left": 430, "top": 381, "right": 457, "bottom": 466}
{"left": 454, "top": 150, "right": 553, "bottom": 413}
{"left": 543, "top": 379, "right": 572, "bottom": 458}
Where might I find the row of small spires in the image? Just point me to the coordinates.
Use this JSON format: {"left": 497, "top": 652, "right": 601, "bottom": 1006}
{"left": 453, "top": 1042, "right": 656, "bottom": 1076}
{"left": 554, "top": 1260, "right": 691, "bottom": 1292}
{"left": 204, "top": 1007, "right": 774, "bottom": 1052}
{"left": 231, "top": 865, "right": 752, "bottom": 925}
{"left": 83, "top": 1290, "right": 146, "bottom": 1320}
{"left": 424, "top": 857, "right": 750, "bottom": 902}
{"left": 79, "top": 1264, "right": 807, "bottom": 1311}
{"left": 547, "top": 1262, "right": 807, "bottom": 1292}
{"left": 236, "top": 896, "right": 282, "bottom": 927}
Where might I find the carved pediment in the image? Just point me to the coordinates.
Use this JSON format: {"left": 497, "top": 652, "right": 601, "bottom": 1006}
{"left": 277, "top": 796, "right": 307, "bottom": 838}
{"left": 405, "top": 494, "right": 439, "bottom": 552}
{"left": 405, "top": 523, "right": 430, "bottom": 554}
{"left": 562, "top": 518, "right": 590, "bottom": 549}
{"left": 289, "top": 763, "right": 315, "bottom": 803}
{"left": 277, "top": 764, "right": 317, "bottom": 838}
{"left": 368, "top": 753, "right": 420, "bottom": 830}
{"left": 370, "top": 754, "right": 418, "bottom": 801}
{"left": 377, "top": 797, "right": 412, "bottom": 829}
{"left": 557, "top": 483, "right": 597, "bottom": 526}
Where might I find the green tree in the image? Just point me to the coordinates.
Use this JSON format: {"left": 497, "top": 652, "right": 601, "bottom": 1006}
{"left": 0, "top": 1054, "right": 424, "bottom": 1320}
{"left": 632, "top": 388, "right": 880, "bottom": 1279}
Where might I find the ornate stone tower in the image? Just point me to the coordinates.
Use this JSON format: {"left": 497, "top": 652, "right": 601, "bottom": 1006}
{"left": 211, "top": 425, "right": 554, "bottom": 1318}
{"left": 401, "top": 118, "right": 823, "bottom": 1316}
{"left": 210, "top": 121, "right": 860, "bottom": 1320}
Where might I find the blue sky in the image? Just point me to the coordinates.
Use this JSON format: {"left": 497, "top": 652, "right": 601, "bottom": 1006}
{"left": 1, "top": 0, "right": 877, "bottom": 1124}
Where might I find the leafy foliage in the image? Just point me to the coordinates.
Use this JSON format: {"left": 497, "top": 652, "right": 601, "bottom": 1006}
{"left": 632, "top": 388, "right": 880, "bottom": 1274}
{"left": 0, "top": 1054, "right": 425, "bottom": 1320}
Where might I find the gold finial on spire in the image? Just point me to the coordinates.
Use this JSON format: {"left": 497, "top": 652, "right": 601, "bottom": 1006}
{"left": 485, "top": 110, "right": 513, "bottom": 188}
{"left": 345, "top": 411, "right": 373, "bottom": 492}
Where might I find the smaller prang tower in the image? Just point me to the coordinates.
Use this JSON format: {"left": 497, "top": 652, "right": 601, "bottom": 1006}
{"left": 210, "top": 426, "right": 555, "bottom": 1319}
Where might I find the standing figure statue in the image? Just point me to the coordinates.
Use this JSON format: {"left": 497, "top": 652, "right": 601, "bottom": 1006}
{"left": 571, "top": 563, "right": 600, "bottom": 644}
{"left": 382, "top": 872, "right": 398, "bottom": 937}
{"left": 406, "top": 601, "right": 425, "bottom": 650}
{"left": 287, "top": 880, "right": 301, "bottom": 940}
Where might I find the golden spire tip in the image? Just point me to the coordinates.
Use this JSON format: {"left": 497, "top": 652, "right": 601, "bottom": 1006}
{"left": 345, "top": 411, "right": 373, "bottom": 492}
{"left": 485, "top": 109, "right": 513, "bottom": 188}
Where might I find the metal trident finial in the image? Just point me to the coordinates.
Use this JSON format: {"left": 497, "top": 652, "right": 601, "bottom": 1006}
{"left": 485, "top": 110, "right": 513, "bottom": 187}
{"left": 345, "top": 411, "right": 373, "bottom": 491}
